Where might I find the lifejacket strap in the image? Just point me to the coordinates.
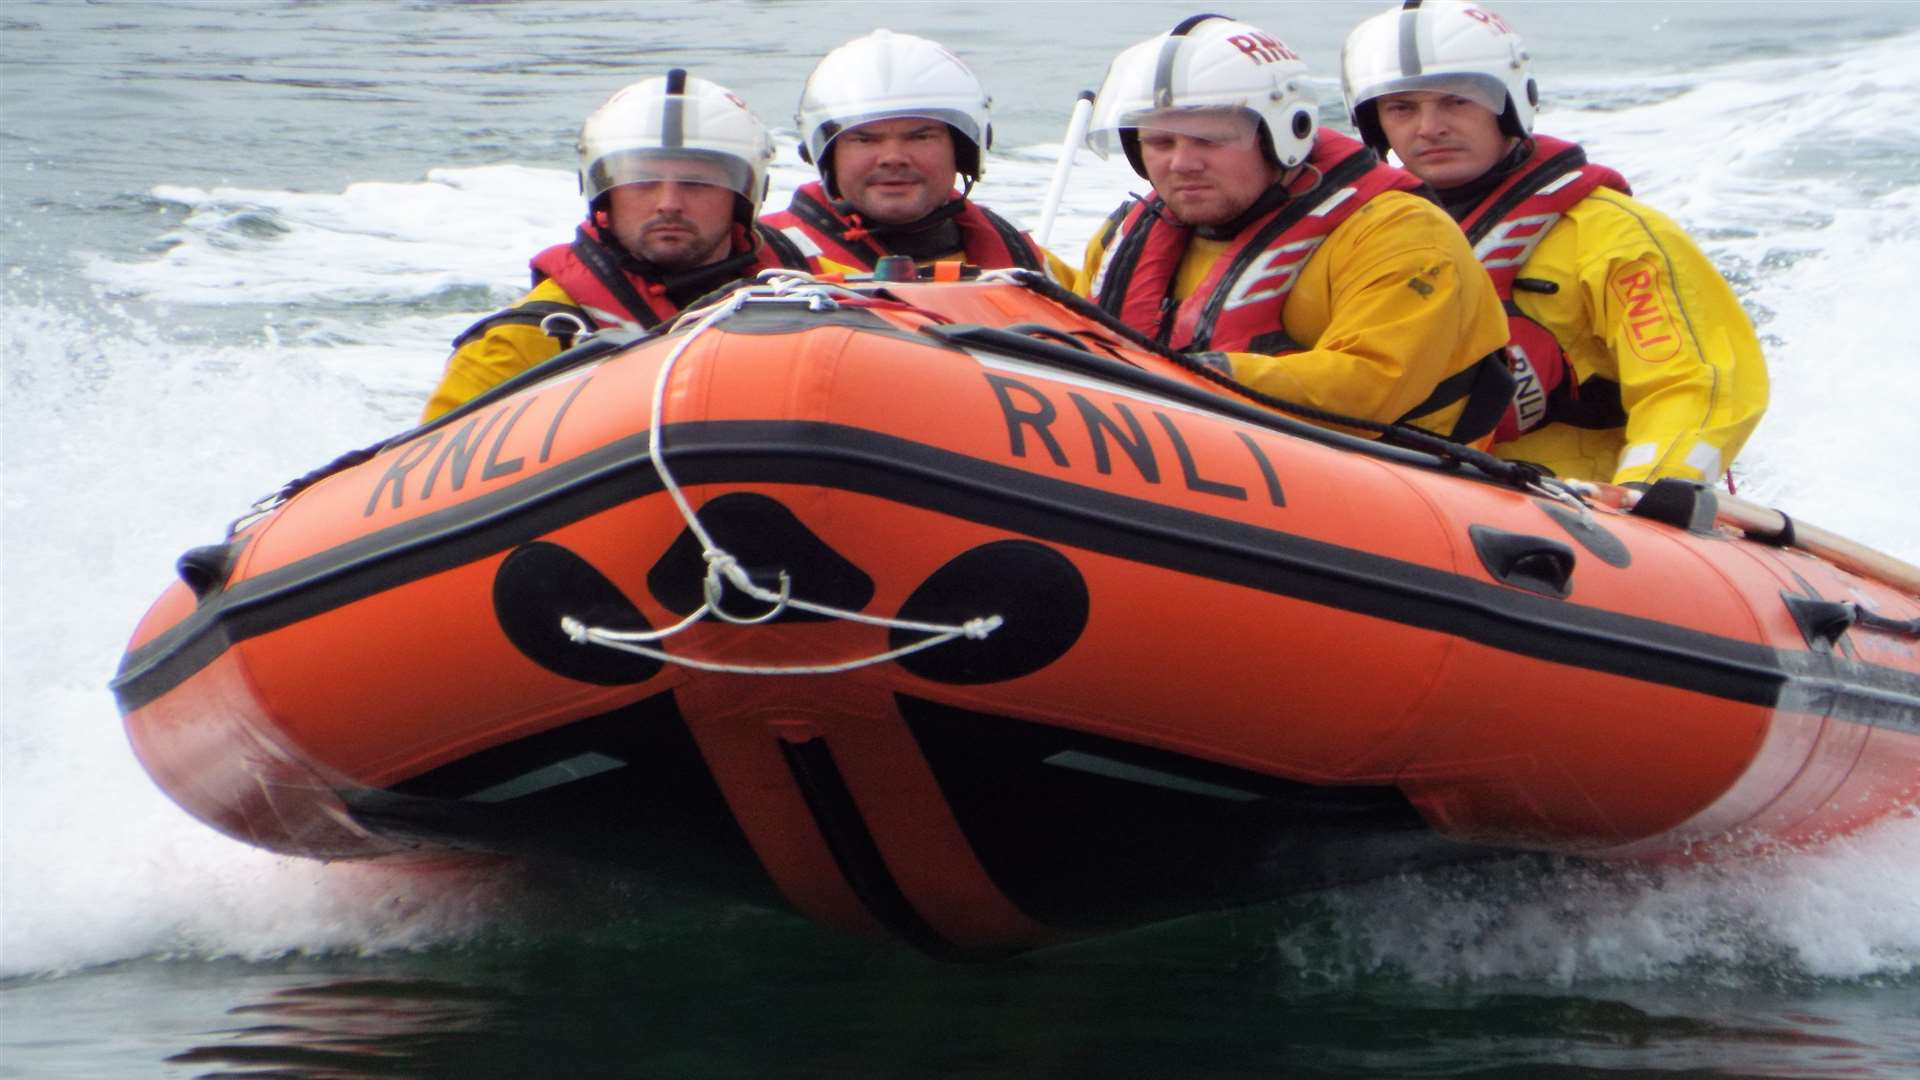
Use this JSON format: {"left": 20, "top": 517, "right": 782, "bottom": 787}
{"left": 450, "top": 300, "right": 592, "bottom": 351}
{"left": 1399, "top": 350, "right": 1519, "bottom": 444}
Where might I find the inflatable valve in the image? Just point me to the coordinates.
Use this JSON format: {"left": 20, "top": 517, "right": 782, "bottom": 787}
{"left": 872, "top": 254, "right": 917, "bottom": 282}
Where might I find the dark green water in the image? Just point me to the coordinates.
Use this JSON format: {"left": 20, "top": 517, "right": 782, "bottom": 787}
{"left": 12, "top": 900, "right": 1916, "bottom": 1078}
{"left": 8, "top": 851, "right": 1918, "bottom": 1076}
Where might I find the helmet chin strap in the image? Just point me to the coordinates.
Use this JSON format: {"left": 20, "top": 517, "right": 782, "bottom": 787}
{"left": 1497, "top": 102, "right": 1530, "bottom": 141}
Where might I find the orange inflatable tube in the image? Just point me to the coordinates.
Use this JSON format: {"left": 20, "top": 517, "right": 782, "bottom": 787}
{"left": 115, "top": 272, "right": 1920, "bottom": 955}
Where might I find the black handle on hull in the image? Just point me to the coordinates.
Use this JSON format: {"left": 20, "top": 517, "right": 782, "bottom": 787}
{"left": 1469, "top": 526, "right": 1577, "bottom": 598}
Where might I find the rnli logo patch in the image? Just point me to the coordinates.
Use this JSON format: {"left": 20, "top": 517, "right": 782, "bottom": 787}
{"left": 1609, "top": 258, "right": 1681, "bottom": 363}
{"left": 1463, "top": 7, "right": 1517, "bottom": 35}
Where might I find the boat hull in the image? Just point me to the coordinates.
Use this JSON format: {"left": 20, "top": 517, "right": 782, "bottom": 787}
{"left": 115, "top": 280, "right": 1920, "bottom": 953}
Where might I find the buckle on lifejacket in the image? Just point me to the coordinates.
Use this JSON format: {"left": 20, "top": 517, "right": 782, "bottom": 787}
{"left": 540, "top": 310, "right": 590, "bottom": 349}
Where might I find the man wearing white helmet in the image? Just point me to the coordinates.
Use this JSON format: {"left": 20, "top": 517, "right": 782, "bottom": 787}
{"left": 762, "top": 29, "right": 1073, "bottom": 279}
{"left": 1343, "top": 0, "right": 1768, "bottom": 485}
{"left": 423, "top": 70, "right": 810, "bottom": 421}
{"left": 1078, "top": 15, "right": 1513, "bottom": 443}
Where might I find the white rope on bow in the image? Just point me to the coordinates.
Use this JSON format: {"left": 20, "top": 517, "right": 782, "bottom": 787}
{"left": 561, "top": 276, "right": 1003, "bottom": 675}
{"left": 560, "top": 612, "right": 1002, "bottom": 676}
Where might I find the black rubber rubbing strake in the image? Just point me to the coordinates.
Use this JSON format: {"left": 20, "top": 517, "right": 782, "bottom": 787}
{"left": 114, "top": 420, "right": 1920, "bottom": 725}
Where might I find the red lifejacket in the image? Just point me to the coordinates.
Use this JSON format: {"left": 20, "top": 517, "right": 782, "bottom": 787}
{"left": 1460, "top": 135, "right": 1632, "bottom": 442}
{"left": 761, "top": 182, "right": 1048, "bottom": 272}
{"left": 529, "top": 218, "right": 808, "bottom": 332}
{"left": 1087, "top": 130, "right": 1424, "bottom": 353}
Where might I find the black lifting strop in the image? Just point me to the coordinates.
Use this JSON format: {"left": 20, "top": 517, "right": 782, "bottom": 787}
{"left": 1856, "top": 605, "right": 1920, "bottom": 637}
{"left": 1782, "top": 593, "right": 1920, "bottom": 650}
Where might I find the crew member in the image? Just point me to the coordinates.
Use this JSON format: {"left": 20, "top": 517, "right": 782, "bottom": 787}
{"left": 423, "top": 70, "right": 809, "bottom": 421}
{"left": 1343, "top": 0, "right": 1768, "bottom": 484}
{"left": 762, "top": 29, "right": 1074, "bottom": 280}
{"left": 1079, "top": 15, "right": 1513, "bottom": 442}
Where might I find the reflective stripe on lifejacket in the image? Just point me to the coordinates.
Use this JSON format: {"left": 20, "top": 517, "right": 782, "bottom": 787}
{"left": 1462, "top": 136, "right": 1632, "bottom": 442}
{"left": 761, "top": 182, "right": 1047, "bottom": 272}
{"left": 527, "top": 219, "right": 808, "bottom": 335}
{"left": 1088, "top": 130, "right": 1423, "bottom": 353}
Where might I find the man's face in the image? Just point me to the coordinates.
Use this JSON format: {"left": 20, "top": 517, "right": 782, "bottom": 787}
{"left": 1135, "top": 111, "right": 1285, "bottom": 228}
{"left": 830, "top": 117, "right": 957, "bottom": 225}
{"left": 1374, "top": 90, "right": 1511, "bottom": 189}
{"left": 604, "top": 157, "right": 738, "bottom": 270}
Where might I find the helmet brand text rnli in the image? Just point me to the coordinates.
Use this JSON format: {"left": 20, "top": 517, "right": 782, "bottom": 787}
{"left": 1229, "top": 33, "right": 1298, "bottom": 65}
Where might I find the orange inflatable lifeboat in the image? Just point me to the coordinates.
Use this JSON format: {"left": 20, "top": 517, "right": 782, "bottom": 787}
{"left": 114, "top": 270, "right": 1920, "bottom": 956}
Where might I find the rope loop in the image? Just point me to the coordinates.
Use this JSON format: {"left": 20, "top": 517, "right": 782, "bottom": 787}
{"left": 702, "top": 550, "right": 794, "bottom": 625}
{"left": 559, "top": 283, "right": 1002, "bottom": 676}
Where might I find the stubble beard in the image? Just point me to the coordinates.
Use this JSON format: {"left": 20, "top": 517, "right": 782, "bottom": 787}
{"left": 633, "top": 218, "right": 728, "bottom": 271}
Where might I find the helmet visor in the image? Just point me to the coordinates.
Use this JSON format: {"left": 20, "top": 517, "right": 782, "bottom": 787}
{"left": 1122, "top": 108, "right": 1259, "bottom": 145}
{"left": 1089, "top": 105, "right": 1263, "bottom": 160}
{"left": 585, "top": 148, "right": 754, "bottom": 203}
{"left": 1351, "top": 73, "right": 1507, "bottom": 115}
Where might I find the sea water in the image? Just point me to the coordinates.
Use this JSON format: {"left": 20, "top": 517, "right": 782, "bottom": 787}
{"left": 4, "top": 2, "right": 1918, "bottom": 1075}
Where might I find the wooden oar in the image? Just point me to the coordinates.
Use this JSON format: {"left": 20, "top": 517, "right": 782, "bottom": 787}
{"left": 1713, "top": 491, "right": 1920, "bottom": 595}
{"left": 1577, "top": 480, "right": 1920, "bottom": 595}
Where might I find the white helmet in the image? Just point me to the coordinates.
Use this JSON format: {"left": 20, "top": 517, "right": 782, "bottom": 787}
{"left": 796, "top": 29, "right": 992, "bottom": 196}
{"left": 1342, "top": 1, "right": 1536, "bottom": 156}
{"left": 1087, "top": 14, "right": 1318, "bottom": 177}
{"left": 577, "top": 69, "right": 774, "bottom": 224}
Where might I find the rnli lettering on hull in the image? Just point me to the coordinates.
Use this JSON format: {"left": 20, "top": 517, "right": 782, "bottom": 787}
{"left": 983, "top": 373, "right": 1286, "bottom": 507}
{"left": 364, "top": 376, "right": 594, "bottom": 516}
